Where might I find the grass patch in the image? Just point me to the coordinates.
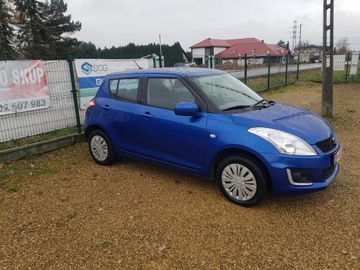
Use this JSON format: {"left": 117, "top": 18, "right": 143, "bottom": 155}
{"left": 299, "top": 69, "right": 360, "bottom": 83}
{"left": 0, "top": 173, "right": 9, "bottom": 180}
{"left": 0, "top": 127, "right": 80, "bottom": 151}
{"left": 245, "top": 73, "right": 298, "bottom": 92}
{"left": 100, "top": 241, "right": 111, "bottom": 249}
{"left": 7, "top": 184, "right": 18, "bottom": 193}
{"left": 346, "top": 109, "right": 356, "bottom": 113}
{"left": 40, "top": 168, "right": 61, "bottom": 175}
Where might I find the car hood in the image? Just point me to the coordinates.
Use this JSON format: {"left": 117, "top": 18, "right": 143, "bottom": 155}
{"left": 231, "top": 102, "right": 333, "bottom": 144}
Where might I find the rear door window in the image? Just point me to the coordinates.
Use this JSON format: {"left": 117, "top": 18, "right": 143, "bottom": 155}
{"left": 109, "top": 78, "right": 139, "bottom": 102}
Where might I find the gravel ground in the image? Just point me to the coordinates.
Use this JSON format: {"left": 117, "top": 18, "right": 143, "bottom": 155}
{"left": 0, "top": 82, "right": 359, "bottom": 270}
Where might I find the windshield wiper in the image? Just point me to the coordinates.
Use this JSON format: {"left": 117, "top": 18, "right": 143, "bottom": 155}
{"left": 252, "top": 99, "right": 275, "bottom": 109}
{"left": 223, "top": 100, "right": 275, "bottom": 112}
{"left": 223, "top": 105, "right": 251, "bottom": 111}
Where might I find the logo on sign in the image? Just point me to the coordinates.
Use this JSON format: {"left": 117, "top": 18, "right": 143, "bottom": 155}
{"left": 81, "top": 62, "right": 108, "bottom": 75}
{"left": 81, "top": 62, "right": 93, "bottom": 75}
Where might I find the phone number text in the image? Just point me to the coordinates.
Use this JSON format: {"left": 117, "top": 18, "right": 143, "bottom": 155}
{"left": 0, "top": 99, "right": 48, "bottom": 113}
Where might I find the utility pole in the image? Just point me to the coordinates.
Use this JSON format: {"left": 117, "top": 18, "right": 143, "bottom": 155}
{"left": 322, "top": 0, "right": 334, "bottom": 117}
{"left": 292, "top": 20, "right": 297, "bottom": 51}
{"left": 296, "top": 24, "right": 302, "bottom": 80}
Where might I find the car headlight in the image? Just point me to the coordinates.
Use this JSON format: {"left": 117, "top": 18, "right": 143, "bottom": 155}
{"left": 248, "top": 127, "right": 317, "bottom": 156}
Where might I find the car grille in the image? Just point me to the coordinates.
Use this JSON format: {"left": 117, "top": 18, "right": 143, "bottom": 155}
{"left": 322, "top": 165, "right": 336, "bottom": 180}
{"left": 316, "top": 136, "right": 337, "bottom": 153}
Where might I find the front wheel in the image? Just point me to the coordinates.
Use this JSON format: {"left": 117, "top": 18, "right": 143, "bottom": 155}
{"left": 216, "top": 156, "right": 267, "bottom": 207}
{"left": 88, "top": 130, "right": 116, "bottom": 165}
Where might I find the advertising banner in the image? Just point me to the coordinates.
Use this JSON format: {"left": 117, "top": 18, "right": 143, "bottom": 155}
{"left": 74, "top": 59, "right": 149, "bottom": 109}
{"left": 0, "top": 60, "right": 50, "bottom": 115}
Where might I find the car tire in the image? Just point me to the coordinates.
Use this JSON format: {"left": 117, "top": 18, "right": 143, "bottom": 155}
{"left": 88, "top": 130, "right": 116, "bottom": 165}
{"left": 216, "top": 156, "right": 267, "bottom": 207}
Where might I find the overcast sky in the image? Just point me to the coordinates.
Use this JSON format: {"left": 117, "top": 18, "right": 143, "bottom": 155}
{"left": 65, "top": 0, "right": 360, "bottom": 51}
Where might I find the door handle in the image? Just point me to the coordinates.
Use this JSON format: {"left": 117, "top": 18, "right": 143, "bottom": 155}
{"left": 141, "top": 112, "right": 153, "bottom": 118}
{"left": 102, "top": 105, "right": 110, "bottom": 111}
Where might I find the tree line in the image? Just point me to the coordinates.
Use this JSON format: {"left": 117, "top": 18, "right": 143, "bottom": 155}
{"left": 277, "top": 38, "right": 351, "bottom": 54}
{"left": 73, "top": 41, "right": 186, "bottom": 67}
{"left": 0, "top": 0, "right": 186, "bottom": 66}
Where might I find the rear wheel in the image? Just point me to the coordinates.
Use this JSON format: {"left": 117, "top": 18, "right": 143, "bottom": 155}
{"left": 88, "top": 130, "right": 116, "bottom": 165}
{"left": 216, "top": 156, "right": 267, "bottom": 207}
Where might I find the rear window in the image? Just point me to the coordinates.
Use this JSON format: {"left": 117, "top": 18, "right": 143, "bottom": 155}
{"left": 109, "top": 78, "right": 139, "bottom": 102}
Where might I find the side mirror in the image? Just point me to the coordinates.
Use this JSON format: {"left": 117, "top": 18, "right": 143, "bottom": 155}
{"left": 174, "top": 102, "right": 199, "bottom": 116}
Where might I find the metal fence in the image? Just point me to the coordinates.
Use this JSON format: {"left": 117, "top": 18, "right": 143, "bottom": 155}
{"left": 0, "top": 60, "right": 84, "bottom": 143}
{"left": 227, "top": 55, "right": 322, "bottom": 91}
{"left": 1, "top": 55, "right": 357, "bottom": 146}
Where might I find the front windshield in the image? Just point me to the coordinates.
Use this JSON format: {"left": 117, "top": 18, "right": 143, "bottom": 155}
{"left": 190, "top": 73, "right": 263, "bottom": 111}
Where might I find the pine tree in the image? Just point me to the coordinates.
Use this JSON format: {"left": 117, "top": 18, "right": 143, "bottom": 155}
{"left": 14, "top": 0, "right": 49, "bottom": 59}
{"left": 0, "top": 0, "right": 16, "bottom": 59}
{"left": 42, "top": 0, "right": 81, "bottom": 58}
{"left": 14, "top": 0, "right": 81, "bottom": 59}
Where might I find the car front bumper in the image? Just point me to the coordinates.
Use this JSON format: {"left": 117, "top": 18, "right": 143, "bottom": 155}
{"left": 262, "top": 146, "right": 341, "bottom": 196}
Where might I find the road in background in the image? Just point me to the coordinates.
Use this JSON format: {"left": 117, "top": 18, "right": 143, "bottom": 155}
{"left": 228, "top": 63, "right": 322, "bottom": 79}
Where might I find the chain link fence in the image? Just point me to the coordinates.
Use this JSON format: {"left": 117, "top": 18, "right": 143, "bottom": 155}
{"left": 0, "top": 59, "right": 84, "bottom": 144}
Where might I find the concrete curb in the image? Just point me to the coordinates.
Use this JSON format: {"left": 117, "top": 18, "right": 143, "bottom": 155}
{"left": 0, "top": 133, "right": 85, "bottom": 163}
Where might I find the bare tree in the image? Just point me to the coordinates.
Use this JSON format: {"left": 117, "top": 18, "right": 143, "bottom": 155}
{"left": 335, "top": 37, "right": 350, "bottom": 54}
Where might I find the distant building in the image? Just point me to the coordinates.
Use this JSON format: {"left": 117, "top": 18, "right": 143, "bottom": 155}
{"left": 294, "top": 45, "right": 322, "bottom": 63}
{"left": 190, "top": 38, "right": 291, "bottom": 66}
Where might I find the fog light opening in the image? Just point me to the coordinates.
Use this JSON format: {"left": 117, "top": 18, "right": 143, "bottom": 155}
{"left": 286, "top": 169, "right": 314, "bottom": 186}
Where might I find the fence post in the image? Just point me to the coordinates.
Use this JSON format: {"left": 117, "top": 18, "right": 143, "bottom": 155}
{"left": 296, "top": 51, "right": 300, "bottom": 80}
{"left": 267, "top": 54, "right": 271, "bottom": 90}
{"left": 66, "top": 53, "right": 82, "bottom": 134}
{"left": 244, "top": 53, "right": 248, "bottom": 84}
{"left": 345, "top": 52, "right": 351, "bottom": 81}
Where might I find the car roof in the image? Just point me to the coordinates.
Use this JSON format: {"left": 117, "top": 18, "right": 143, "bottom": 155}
{"left": 105, "top": 67, "right": 225, "bottom": 79}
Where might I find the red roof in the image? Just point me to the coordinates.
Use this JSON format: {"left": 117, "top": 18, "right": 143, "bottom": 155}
{"left": 190, "top": 37, "right": 261, "bottom": 49}
{"left": 190, "top": 38, "right": 290, "bottom": 58}
{"left": 226, "top": 38, "right": 261, "bottom": 46}
{"left": 217, "top": 42, "right": 289, "bottom": 58}
{"left": 190, "top": 38, "right": 230, "bottom": 48}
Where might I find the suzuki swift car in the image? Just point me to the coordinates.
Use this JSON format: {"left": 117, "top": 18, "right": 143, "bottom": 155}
{"left": 84, "top": 68, "right": 341, "bottom": 207}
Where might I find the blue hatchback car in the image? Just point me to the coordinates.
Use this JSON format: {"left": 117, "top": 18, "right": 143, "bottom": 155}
{"left": 84, "top": 68, "right": 341, "bottom": 206}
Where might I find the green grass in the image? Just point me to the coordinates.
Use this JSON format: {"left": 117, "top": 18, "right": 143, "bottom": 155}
{"left": 0, "top": 173, "right": 9, "bottom": 180}
{"left": 39, "top": 168, "right": 61, "bottom": 175}
{"left": 248, "top": 67, "right": 360, "bottom": 93}
{"left": 244, "top": 73, "right": 298, "bottom": 92}
{"left": 0, "top": 127, "right": 80, "bottom": 151}
{"left": 299, "top": 69, "right": 360, "bottom": 83}
{"left": 7, "top": 184, "right": 18, "bottom": 193}
{"left": 100, "top": 241, "right": 111, "bottom": 249}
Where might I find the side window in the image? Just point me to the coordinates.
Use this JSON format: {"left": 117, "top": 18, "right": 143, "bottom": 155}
{"left": 147, "top": 78, "right": 195, "bottom": 110}
{"left": 109, "top": 78, "right": 139, "bottom": 102}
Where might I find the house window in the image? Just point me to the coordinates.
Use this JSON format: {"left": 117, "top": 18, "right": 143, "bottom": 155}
{"left": 205, "top": 48, "right": 214, "bottom": 56}
{"left": 194, "top": 58, "right": 203, "bottom": 66}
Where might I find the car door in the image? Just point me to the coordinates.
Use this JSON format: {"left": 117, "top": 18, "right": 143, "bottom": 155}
{"left": 136, "top": 76, "right": 208, "bottom": 172}
{"left": 103, "top": 76, "right": 144, "bottom": 153}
